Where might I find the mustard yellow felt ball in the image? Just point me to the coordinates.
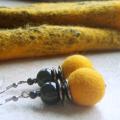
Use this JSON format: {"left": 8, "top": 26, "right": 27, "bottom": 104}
{"left": 62, "top": 55, "right": 93, "bottom": 78}
{"left": 68, "top": 68, "right": 105, "bottom": 106}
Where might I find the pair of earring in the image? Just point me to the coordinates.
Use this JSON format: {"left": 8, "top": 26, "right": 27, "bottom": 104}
{"left": 0, "top": 55, "right": 106, "bottom": 106}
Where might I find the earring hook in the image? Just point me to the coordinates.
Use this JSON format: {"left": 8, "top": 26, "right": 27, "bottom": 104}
{"left": 0, "top": 81, "right": 27, "bottom": 94}
{"left": 0, "top": 91, "right": 30, "bottom": 105}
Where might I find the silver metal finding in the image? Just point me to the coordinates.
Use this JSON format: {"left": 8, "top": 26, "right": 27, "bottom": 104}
{"left": 0, "top": 91, "right": 30, "bottom": 105}
{"left": 0, "top": 81, "right": 27, "bottom": 94}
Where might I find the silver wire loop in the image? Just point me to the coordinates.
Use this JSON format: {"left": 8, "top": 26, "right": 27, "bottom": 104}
{"left": 20, "top": 91, "right": 30, "bottom": 98}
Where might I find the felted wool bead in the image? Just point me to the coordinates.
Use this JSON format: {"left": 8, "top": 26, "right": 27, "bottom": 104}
{"left": 62, "top": 55, "right": 93, "bottom": 78}
{"left": 68, "top": 68, "right": 105, "bottom": 106}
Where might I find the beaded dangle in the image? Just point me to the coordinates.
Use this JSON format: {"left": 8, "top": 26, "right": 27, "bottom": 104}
{"left": 0, "top": 67, "right": 71, "bottom": 105}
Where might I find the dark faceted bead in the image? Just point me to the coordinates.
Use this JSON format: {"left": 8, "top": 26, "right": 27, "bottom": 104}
{"left": 36, "top": 69, "right": 53, "bottom": 87}
{"left": 40, "top": 82, "right": 60, "bottom": 105}
{"left": 29, "top": 91, "right": 38, "bottom": 99}
{"left": 27, "top": 78, "right": 35, "bottom": 85}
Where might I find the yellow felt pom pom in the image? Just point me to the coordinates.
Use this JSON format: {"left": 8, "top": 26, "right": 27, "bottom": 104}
{"left": 62, "top": 55, "right": 93, "bottom": 78}
{"left": 68, "top": 68, "right": 105, "bottom": 106}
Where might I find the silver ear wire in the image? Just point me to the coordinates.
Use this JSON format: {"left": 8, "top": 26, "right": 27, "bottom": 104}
{"left": 0, "top": 81, "right": 27, "bottom": 94}
{"left": 0, "top": 91, "right": 30, "bottom": 105}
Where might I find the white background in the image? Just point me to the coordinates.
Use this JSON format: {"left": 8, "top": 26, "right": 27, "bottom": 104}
{"left": 0, "top": 0, "right": 120, "bottom": 120}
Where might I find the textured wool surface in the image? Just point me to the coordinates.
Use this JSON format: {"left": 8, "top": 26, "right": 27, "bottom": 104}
{"left": 0, "top": 1, "right": 120, "bottom": 29}
{"left": 0, "top": 25, "right": 120, "bottom": 61}
{"left": 68, "top": 68, "right": 105, "bottom": 106}
{"left": 62, "top": 55, "right": 93, "bottom": 78}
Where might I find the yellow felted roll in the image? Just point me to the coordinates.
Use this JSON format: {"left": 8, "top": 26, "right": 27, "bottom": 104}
{"left": 62, "top": 55, "right": 93, "bottom": 78}
{"left": 0, "top": 25, "right": 120, "bottom": 61}
{"left": 68, "top": 68, "right": 105, "bottom": 106}
{"left": 0, "top": 1, "right": 120, "bottom": 30}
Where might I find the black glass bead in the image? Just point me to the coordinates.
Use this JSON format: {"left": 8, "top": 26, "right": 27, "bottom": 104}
{"left": 27, "top": 78, "right": 35, "bottom": 85}
{"left": 36, "top": 69, "right": 53, "bottom": 87}
{"left": 29, "top": 91, "right": 38, "bottom": 99}
{"left": 40, "top": 82, "right": 60, "bottom": 105}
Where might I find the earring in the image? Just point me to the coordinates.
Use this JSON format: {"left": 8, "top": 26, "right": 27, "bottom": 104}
{"left": 0, "top": 55, "right": 106, "bottom": 106}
